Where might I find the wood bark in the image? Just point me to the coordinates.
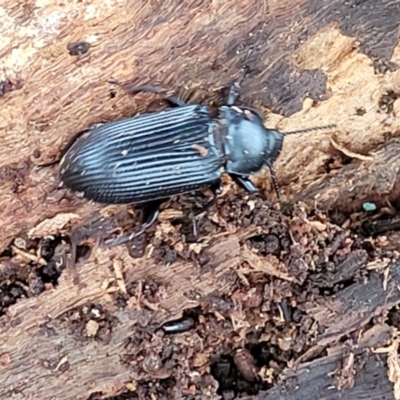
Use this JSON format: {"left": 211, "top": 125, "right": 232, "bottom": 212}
{"left": 1, "top": 0, "right": 400, "bottom": 251}
{"left": 243, "top": 324, "right": 395, "bottom": 400}
{"left": 1, "top": 0, "right": 400, "bottom": 399}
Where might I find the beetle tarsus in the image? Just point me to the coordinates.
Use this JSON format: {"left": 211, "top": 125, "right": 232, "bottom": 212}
{"left": 232, "top": 175, "right": 259, "bottom": 194}
{"left": 119, "top": 84, "right": 186, "bottom": 107}
{"left": 104, "top": 202, "right": 161, "bottom": 247}
{"left": 227, "top": 67, "right": 249, "bottom": 106}
{"left": 266, "top": 163, "right": 281, "bottom": 200}
{"left": 227, "top": 48, "right": 253, "bottom": 106}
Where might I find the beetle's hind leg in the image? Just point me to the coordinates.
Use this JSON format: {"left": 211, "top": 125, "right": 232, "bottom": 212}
{"left": 172, "top": 182, "right": 221, "bottom": 240}
{"left": 103, "top": 201, "right": 162, "bottom": 248}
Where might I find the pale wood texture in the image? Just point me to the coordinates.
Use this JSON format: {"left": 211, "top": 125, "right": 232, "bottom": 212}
{"left": 1, "top": 0, "right": 400, "bottom": 399}
{"left": 1, "top": 0, "right": 400, "bottom": 251}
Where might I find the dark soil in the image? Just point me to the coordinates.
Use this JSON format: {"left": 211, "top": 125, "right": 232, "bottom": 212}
{"left": 2, "top": 180, "right": 398, "bottom": 399}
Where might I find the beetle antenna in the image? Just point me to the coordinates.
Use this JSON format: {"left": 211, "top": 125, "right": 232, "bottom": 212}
{"left": 283, "top": 123, "right": 337, "bottom": 135}
{"left": 266, "top": 162, "right": 281, "bottom": 200}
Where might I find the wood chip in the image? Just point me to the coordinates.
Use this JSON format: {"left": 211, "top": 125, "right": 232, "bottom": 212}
{"left": 113, "top": 259, "right": 127, "bottom": 294}
{"left": 28, "top": 213, "right": 80, "bottom": 238}
{"left": 241, "top": 247, "right": 295, "bottom": 282}
{"left": 330, "top": 138, "right": 374, "bottom": 161}
{"left": 11, "top": 245, "right": 47, "bottom": 266}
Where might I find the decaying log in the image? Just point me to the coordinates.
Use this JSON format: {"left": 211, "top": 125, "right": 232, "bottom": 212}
{"left": 1, "top": 0, "right": 400, "bottom": 399}
{"left": 299, "top": 257, "right": 400, "bottom": 353}
{"left": 2, "top": 235, "right": 400, "bottom": 399}
{"left": 0, "top": 235, "right": 247, "bottom": 400}
{"left": 1, "top": 0, "right": 400, "bottom": 251}
{"left": 297, "top": 138, "right": 400, "bottom": 212}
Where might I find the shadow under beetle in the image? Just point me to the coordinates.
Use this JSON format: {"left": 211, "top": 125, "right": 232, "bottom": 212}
{"left": 38, "top": 63, "right": 335, "bottom": 247}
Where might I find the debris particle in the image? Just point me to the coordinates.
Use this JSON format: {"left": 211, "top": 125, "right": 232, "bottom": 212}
{"left": 192, "top": 144, "right": 209, "bottom": 156}
{"left": 67, "top": 41, "right": 91, "bottom": 56}
{"left": 85, "top": 320, "right": 99, "bottom": 337}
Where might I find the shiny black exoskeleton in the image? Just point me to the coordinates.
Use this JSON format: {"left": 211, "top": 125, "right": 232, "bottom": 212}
{"left": 40, "top": 65, "right": 334, "bottom": 246}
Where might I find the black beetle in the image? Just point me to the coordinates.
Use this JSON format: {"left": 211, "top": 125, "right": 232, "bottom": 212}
{"left": 39, "top": 63, "right": 335, "bottom": 246}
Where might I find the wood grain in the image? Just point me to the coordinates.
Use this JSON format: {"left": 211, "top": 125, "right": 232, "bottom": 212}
{"left": 1, "top": 0, "right": 400, "bottom": 399}
{"left": 0, "top": 0, "right": 399, "bottom": 251}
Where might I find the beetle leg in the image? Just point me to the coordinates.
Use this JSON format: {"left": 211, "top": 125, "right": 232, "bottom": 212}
{"left": 266, "top": 163, "right": 282, "bottom": 200}
{"left": 226, "top": 48, "right": 254, "bottom": 106}
{"left": 227, "top": 67, "right": 249, "bottom": 106}
{"left": 192, "top": 181, "right": 221, "bottom": 217}
{"left": 231, "top": 175, "right": 259, "bottom": 194}
{"left": 188, "top": 182, "right": 221, "bottom": 238}
{"left": 103, "top": 201, "right": 161, "bottom": 247}
{"left": 231, "top": 175, "right": 271, "bottom": 201}
{"left": 170, "top": 182, "right": 221, "bottom": 240}
{"left": 175, "top": 182, "right": 221, "bottom": 225}
{"left": 128, "top": 205, "right": 160, "bottom": 239}
{"left": 113, "top": 82, "right": 186, "bottom": 107}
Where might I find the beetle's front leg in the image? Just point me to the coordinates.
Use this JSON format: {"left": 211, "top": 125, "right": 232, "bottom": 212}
{"left": 231, "top": 175, "right": 267, "bottom": 201}
{"left": 232, "top": 170, "right": 281, "bottom": 201}
{"left": 231, "top": 175, "right": 259, "bottom": 195}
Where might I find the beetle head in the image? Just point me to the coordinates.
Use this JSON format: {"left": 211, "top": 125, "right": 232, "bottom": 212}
{"left": 223, "top": 57, "right": 336, "bottom": 199}
{"left": 222, "top": 105, "right": 336, "bottom": 199}
{"left": 223, "top": 106, "right": 284, "bottom": 176}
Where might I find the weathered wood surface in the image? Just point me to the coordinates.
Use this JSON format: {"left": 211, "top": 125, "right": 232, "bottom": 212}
{"left": 298, "top": 138, "right": 400, "bottom": 212}
{"left": 1, "top": 0, "right": 400, "bottom": 399}
{"left": 1, "top": 0, "right": 400, "bottom": 251}
{"left": 243, "top": 324, "right": 395, "bottom": 400}
{"left": 0, "top": 236, "right": 245, "bottom": 400}
{"left": 2, "top": 242, "right": 399, "bottom": 400}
